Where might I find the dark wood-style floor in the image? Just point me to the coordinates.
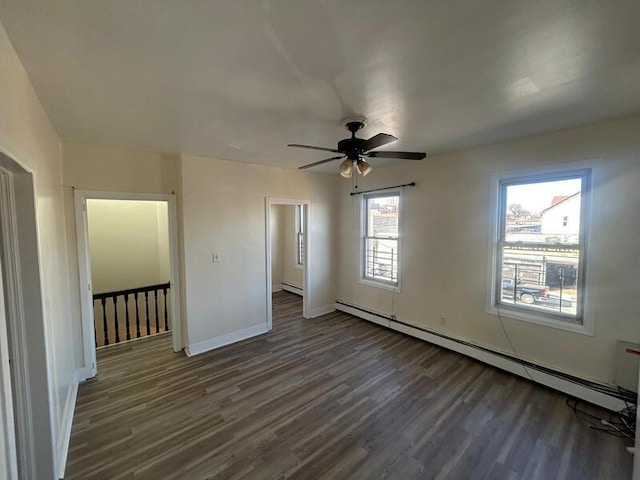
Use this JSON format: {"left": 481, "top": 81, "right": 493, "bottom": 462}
{"left": 65, "top": 291, "right": 632, "bottom": 479}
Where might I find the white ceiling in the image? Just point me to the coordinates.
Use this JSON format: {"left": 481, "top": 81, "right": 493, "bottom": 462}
{"left": 0, "top": 0, "right": 639, "bottom": 172}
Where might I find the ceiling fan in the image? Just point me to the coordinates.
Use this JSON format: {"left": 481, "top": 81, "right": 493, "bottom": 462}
{"left": 288, "top": 117, "right": 426, "bottom": 177}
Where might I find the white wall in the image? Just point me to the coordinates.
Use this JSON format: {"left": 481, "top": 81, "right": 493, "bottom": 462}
{"left": 0, "top": 18, "right": 77, "bottom": 478}
{"left": 270, "top": 204, "right": 285, "bottom": 290}
{"left": 87, "top": 199, "right": 170, "bottom": 293}
{"left": 181, "top": 154, "right": 338, "bottom": 349}
{"left": 336, "top": 115, "right": 640, "bottom": 385}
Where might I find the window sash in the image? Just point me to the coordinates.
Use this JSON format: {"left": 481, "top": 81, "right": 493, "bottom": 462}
{"left": 494, "top": 171, "right": 590, "bottom": 322}
{"left": 362, "top": 193, "right": 400, "bottom": 286}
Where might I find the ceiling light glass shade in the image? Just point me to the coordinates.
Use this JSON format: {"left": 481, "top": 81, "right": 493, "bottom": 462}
{"left": 356, "top": 158, "right": 373, "bottom": 176}
{"left": 339, "top": 158, "right": 353, "bottom": 178}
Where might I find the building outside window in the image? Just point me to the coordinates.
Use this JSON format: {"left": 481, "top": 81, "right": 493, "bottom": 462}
{"left": 362, "top": 192, "right": 400, "bottom": 287}
{"left": 494, "top": 170, "right": 590, "bottom": 323}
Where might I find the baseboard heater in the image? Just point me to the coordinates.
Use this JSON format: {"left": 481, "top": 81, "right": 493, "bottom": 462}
{"left": 335, "top": 300, "right": 635, "bottom": 412}
{"left": 282, "top": 283, "right": 303, "bottom": 296}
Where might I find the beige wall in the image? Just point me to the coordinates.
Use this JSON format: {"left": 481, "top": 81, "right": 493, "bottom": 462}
{"left": 0, "top": 19, "right": 76, "bottom": 478}
{"left": 336, "top": 115, "right": 640, "bottom": 385}
{"left": 62, "top": 143, "right": 181, "bottom": 363}
{"left": 181, "top": 154, "right": 338, "bottom": 347}
{"left": 87, "top": 199, "right": 170, "bottom": 293}
{"left": 270, "top": 204, "right": 304, "bottom": 292}
{"left": 63, "top": 143, "right": 180, "bottom": 194}
{"left": 270, "top": 205, "right": 285, "bottom": 289}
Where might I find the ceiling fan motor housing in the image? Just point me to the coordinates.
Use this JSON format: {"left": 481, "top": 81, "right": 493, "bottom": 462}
{"left": 339, "top": 117, "right": 368, "bottom": 159}
{"left": 338, "top": 137, "right": 367, "bottom": 159}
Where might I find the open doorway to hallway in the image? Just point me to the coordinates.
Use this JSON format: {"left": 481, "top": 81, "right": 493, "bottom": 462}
{"left": 267, "top": 201, "right": 308, "bottom": 327}
{"left": 75, "top": 191, "right": 181, "bottom": 379}
{"left": 86, "top": 199, "right": 171, "bottom": 348}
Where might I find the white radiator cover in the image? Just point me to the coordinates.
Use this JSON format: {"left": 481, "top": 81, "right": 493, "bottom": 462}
{"left": 615, "top": 341, "right": 640, "bottom": 392}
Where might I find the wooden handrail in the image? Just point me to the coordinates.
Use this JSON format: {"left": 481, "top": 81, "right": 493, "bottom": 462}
{"left": 92, "top": 282, "right": 170, "bottom": 300}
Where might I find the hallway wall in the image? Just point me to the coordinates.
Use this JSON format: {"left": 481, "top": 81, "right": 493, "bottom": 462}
{"left": 87, "top": 199, "right": 170, "bottom": 293}
{"left": 0, "top": 18, "right": 77, "bottom": 478}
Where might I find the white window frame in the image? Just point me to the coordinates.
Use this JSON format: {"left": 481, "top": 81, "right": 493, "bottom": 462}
{"left": 295, "top": 204, "right": 304, "bottom": 267}
{"left": 487, "top": 162, "right": 595, "bottom": 335}
{"left": 359, "top": 189, "right": 402, "bottom": 292}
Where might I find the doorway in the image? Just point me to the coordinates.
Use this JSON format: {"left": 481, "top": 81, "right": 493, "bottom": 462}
{"left": 265, "top": 198, "right": 310, "bottom": 329}
{"left": 74, "top": 191, "right": 182, "bottom": 379}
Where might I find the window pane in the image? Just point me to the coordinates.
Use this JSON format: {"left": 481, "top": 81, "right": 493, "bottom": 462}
{"left": 365, "top": 238, "right": 398, "bottom": 283}
{"left": 367, "top": 195, "right": 399, "bottom": 237}
{"left": 504, "top": 178, "right": 582, "bottom": 245}
{"left": 499, "top": 245, "right": 579, "bottom": 317}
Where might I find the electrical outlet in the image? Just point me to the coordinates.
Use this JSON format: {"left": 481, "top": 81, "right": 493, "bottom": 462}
{"left": 212, "top": 253, "right": 221, "bottom": 263}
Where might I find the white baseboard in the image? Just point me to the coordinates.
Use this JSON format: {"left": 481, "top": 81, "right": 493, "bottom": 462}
{"left": 282, "top": 283, "right": 303, "bottom": 296}
{"left": 335, "top": 302, "right": 626, "bottom": 412}
{"left": 55, "top": 378, "right": 79, "bottom": 479}
{"left": 74, "top": 367, "right": 93, "bottom": 383}
{"left": 185, "top": 323, "right": 269, "bottom": 357}
{"left": 271, "top": 283, "right": 283, "bottom": 293}
{"left": 336, "top": 303, "right": 391, "bottom": 328}
{"left": 307, "top": 304, "right": 336, "bottom": 318}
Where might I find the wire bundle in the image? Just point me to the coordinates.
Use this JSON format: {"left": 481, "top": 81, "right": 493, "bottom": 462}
{"left": 567, "top": 397, "right": 636, "bottom": 439}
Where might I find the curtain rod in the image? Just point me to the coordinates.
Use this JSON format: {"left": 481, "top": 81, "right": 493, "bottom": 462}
{"left": 349, "top": 182, "right": 416, "bottom": 196}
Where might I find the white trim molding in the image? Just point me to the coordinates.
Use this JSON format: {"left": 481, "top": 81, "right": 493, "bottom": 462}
{"left": 265, "top": 198, "right": 311, "bottom": 328}
{"left": 55, "top": 381, "right": 79, "bottom": 480}
{"left": 73, "top": 189, "right": 184, "bottom": 380}
{"left": 306, "top": 305, "right": 335, "bottom": 318}
{"left": 185, "top": 324, "right": 268, "bottom": 357}
{"left": 486, "top": 159, "right": 601, "bottom": 336}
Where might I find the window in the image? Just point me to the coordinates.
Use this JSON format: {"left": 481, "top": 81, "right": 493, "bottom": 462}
{"left": 296, "top": 205, "right": 304, "bottom": 266}
{"left": 362, "top": 192, "right": 400, "bottom": 287}
{"left": 494, "top": 170, "right": 590, "bottom": 324}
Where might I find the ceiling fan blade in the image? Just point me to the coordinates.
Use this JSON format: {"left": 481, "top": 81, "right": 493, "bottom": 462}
{"left": 288, "top": 144, "right": 342, "bottom": 154}
{"left": 362, "top": 133, "right": 397, "bottom": 152}
{"left": 298, "top": 156, "right": 345, "bottom": 170}
{"left": 367, "top": 151, "right": 426, "bottom": 160}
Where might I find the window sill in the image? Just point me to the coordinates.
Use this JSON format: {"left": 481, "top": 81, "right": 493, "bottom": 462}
{"left": 487, "top": 304, "right": 593, "bottom": 336}
{"left": 358, "top": 278, "right": 401, "bottom": 293}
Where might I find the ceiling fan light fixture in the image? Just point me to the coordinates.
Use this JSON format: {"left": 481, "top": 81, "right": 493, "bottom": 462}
{"left": 339, "top": 158, "right": 353, "bottom": 178}
{"left": 356, "top": 158, "right": 373, "bottom": 176}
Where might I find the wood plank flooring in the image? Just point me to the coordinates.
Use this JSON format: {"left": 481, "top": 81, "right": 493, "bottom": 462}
{"left": 65, "top": 291, "right": 633, "bottom": 479}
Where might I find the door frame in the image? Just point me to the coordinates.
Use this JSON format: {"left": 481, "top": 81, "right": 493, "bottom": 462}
{"left": 0, "top": 169, "right": 20, "bottom": 479}
{"left": 265, "top": 198, "right": 310, "bottom": 329}
{"left": 74, "top": 190, "right": 182, "bottom": 378}
{"left": 0, "top": 155, "right": 54, "bottom": 479}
